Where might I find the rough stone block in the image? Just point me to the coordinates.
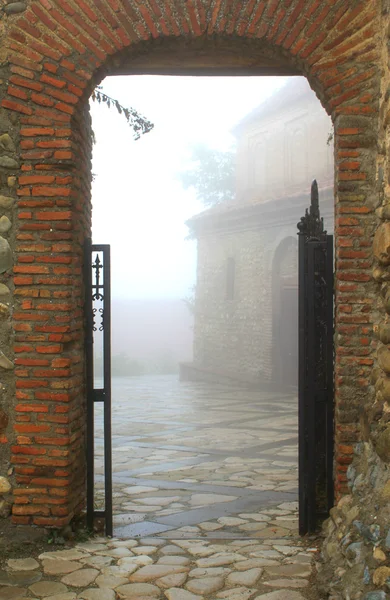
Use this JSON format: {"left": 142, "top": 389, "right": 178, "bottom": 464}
{"left": 0, "top": 477, "right": 11, "bottom": 494}
{"left": 374, "top": 222, "right": 390, "bottom": 265}
{"left": 377, "top": 346, "right": 390, "bottom": 374}
{"left": 0, "top": 351, "right": 13, "bottom": 370}
{"left": 0, "top": 216, "right": 11, "bottom": 234}
{"left": 0, "top": 134, "right": 15, "bottom": 152}
{"left": 375, "top": 426, "right": 390, "bottom": 463}
{"left": 2, "top": 2, "right": 27, "bottom": 15}
{"left": 0, "top": 236, "right": 12, "bottom": 273}
{"left": 0, "top": 156, "right": 18, "bottom": 169}
{"left": 0, "top": 196, "right": 14, "bottom": 210}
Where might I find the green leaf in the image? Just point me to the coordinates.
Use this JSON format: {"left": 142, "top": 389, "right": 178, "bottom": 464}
{"left": 177, "top": 143, "right": 235, "bottom": 206}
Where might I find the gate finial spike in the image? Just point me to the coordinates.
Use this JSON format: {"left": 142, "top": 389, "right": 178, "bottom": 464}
{"left": 297, "top": 179, "right": 325, "bottom": 237}
{"left": 311, "top": 180, "right": 319, "bottom": 218}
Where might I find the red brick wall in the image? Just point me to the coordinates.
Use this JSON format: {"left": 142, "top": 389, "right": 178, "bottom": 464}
{"left": 0, "top": 0, "right": 382, "bottom": 525}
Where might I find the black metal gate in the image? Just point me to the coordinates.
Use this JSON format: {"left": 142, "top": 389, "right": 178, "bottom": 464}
{"left": 298, "top": 180, "right": 334, "bottom": 535}
{"left": 84, "top": 240, "right": 113, "bottom": 536}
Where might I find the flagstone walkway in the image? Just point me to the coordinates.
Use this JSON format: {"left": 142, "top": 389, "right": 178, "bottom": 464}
{"left": 0, "top": 377, "right": 321, "bottom": 599}
{"left": 95, "top": 376, "right": 299, "bottom": 539}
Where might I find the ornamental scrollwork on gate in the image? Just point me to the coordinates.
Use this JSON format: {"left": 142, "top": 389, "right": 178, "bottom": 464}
{"left": 92, "top": 253, "right": 105, "bottom": 331}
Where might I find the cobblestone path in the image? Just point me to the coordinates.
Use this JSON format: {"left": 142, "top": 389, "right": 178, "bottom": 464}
{"left": 1, "top": 377, "right": 321, "bottom": 599}
{"left": 2, "top": 536, "right": 318, "bottom": 599}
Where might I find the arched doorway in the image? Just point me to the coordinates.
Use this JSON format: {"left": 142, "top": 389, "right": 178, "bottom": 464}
{"left": 272, "top": 237, "right": 298, "bottom": 388}
{"left": 0, "top": 1, "right": 380, "bottom": 528}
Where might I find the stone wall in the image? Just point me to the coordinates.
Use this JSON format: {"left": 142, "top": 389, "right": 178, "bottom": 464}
{"left": 0, "top": 0, "right": 382, "bottom": 534}
{"left": 319, "top": 441, "right": 390, "bottom": 600}
{"left": 190, "top": 77, "right": 335, "bottom": 388}
{"left": 193, "top": 224, "right": 301, "bottom": 385}
{"left": 0, "top": 0, "right": 94, "bottom": 526}
{"left": 0, "top": 76, "right": 19, "bottom": 521}
{"left": 190, "top": 191, "right": 334, "bottom": 387}
{"left": 193, "top": 226, "right": 297, "bottom": 383}
{"left": 278, "top": 238, "right": 298, "bottom": 281}
{"left": 235, "top": 78, "right": 334, "bottom": 207}
{"left": 318, "top": 4, "right": 390, "bottom": 599}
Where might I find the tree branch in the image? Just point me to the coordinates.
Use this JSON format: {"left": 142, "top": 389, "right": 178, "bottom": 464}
{"left": 91, "top": 86, "right": 154, "bottom": 140}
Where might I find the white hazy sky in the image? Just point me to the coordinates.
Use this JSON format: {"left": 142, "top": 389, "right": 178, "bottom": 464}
{"left": 90, "top": 75, "right": 289, "bottom": 300}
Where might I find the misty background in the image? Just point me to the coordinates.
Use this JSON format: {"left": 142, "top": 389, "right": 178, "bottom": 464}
{"left": 90, "top": 75, "right": 288, "bottom": 376}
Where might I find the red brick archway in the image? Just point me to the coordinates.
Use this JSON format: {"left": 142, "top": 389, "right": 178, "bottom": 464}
{"left": 0, "top": 0, "right": 381, "bottom": 526}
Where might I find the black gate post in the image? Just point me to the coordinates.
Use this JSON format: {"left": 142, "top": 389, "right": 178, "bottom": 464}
{"left": 325, "top": 234, "right": 335, "bottom": 513}
{"left": 84, "top": 238, "right": 95, "bottom": 532}
{"left": 298, "top": 227, "right": 307, "bottom": 534}
{"left": 84, "top": 241, "right": 113, "bottom": 537}
{"left": 298, "top": 180, "right": 334, "bottom": 535}
{"left": 102, "top": 245, "right": 113, "bottom": 537}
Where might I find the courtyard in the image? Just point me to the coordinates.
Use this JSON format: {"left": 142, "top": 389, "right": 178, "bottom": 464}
{"left": 0, "top": 377, "right": 320, "bottom": 599}
{"left": 95, "top": 376, "right": 299, "bottom": 540}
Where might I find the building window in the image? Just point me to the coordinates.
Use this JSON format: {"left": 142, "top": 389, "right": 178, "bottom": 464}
{"left": 285, "top": 125, "right": 307, "bottom": 187}
{"left": 226, "top": 257, "right": 235, "bottom": 300}
{"left": 253, "top": 139, "right": 267, "bottom": 194}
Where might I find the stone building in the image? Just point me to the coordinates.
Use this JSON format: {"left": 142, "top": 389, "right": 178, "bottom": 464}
{"left": 182, "top": 78, "right": 334, "bottom": 387}
{"left": 0, "top": 1, "right": 389, "bottom": 598}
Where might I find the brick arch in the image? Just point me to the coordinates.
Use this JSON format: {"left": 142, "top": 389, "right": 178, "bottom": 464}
{"left": 4, "top": 0, "right": 380, "bottom": 115}
{"left": 0, "top": 0, "right": 381, "bottom": 526}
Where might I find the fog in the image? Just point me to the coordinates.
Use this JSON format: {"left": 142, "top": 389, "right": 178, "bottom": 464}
{"left": 90, "top": 75, "right": 287, "bottom": 297}
{"left": 90, "top": 75, "right": 334, "bottom": 535}
{"left": 91, "top": 75, "right": 333, "bottom": 379}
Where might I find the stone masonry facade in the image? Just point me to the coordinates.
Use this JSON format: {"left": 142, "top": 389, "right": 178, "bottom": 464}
{"left": 184, "top": 78, "right": 334, "bottom": 387}
{"left": 186, "top": 191, "right": 334, "bottom": 386}
{"left": 0, "top": 0, "right": 387, "bottom": 597}
{"left": 191, "top": 225, "right": 300, "bottom": 385}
